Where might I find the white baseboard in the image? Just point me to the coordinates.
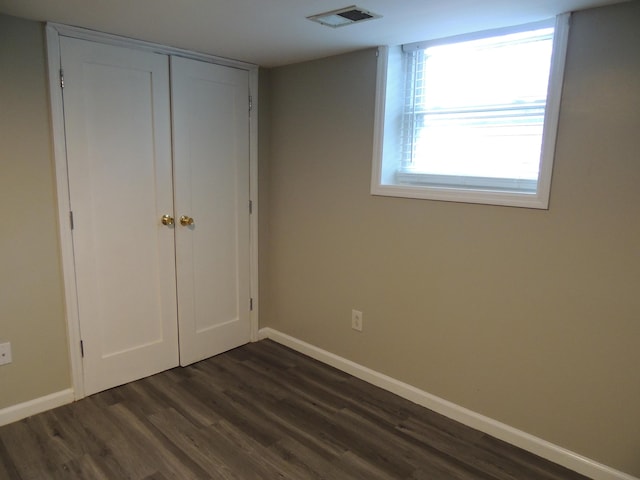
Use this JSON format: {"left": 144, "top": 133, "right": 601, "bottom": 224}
{"left": 0, "top": 389, "right": 74, "bottom": 427}
{"left": 259, "top": 328, "right": 638, "bottom": 480}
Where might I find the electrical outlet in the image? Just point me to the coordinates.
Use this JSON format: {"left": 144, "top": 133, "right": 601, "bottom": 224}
{"left": 351, "top": 309, "right": 363, "bottom": 332}
{"left": 0, "top": 342, "right": 12, "bottom": 366}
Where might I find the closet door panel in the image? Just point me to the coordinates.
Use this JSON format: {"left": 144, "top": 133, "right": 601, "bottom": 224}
{"left": 171, "top": 56, "right": 250, "bottom": 366}
{"left": 61, "top": 37, "right": 178, "bottom": 395}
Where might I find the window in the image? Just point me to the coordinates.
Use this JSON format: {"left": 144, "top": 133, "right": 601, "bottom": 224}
{"left": 372, "top": 15, "right": 570, "bottom": 209}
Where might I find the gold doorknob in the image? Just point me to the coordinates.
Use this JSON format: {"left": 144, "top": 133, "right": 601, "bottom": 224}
{"left": 180, "top": 215, "right": 194, "bottom": 226}
{"left": 161, "top": 214, "right": 174, "bottom": 226}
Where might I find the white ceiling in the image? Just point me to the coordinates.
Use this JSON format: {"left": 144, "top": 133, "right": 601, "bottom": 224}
{"left": 0, "top": 0, "right": 628, "bottom": 67}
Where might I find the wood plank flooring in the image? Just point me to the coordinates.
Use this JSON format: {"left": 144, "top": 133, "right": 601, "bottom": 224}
{"left": 0, "top": 340, "right": 590, "bottom": 479}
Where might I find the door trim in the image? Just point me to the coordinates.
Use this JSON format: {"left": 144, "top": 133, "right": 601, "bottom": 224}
{"left": 45, "top": 23, "right": 260, "bottom": 400}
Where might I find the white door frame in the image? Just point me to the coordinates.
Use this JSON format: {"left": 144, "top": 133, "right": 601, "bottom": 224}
{"left": 45, "top": 23, "right": 260, "bottom": 400}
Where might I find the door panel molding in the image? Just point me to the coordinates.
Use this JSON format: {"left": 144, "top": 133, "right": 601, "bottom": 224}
{"left": 45, "top": 23, "right": 260, "bottom": 400}
{"left": 61, "top": 37, "right": 179, "bottom": 395}
{"left": 171, "top": 56, "right": 251, "bottom": 366}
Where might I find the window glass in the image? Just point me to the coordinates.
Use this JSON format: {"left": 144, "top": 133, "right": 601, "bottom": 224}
{"left": 372, "top": 16, "right": 570, "bottom": 209}
{"left": 402, "top": 28, "right": 553, "bottom": 187}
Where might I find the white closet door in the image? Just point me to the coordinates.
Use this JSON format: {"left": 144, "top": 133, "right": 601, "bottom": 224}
{"left": 60, "top": 37, "right": 178, "bottom": 395}
{"left": 171, "top": 56, "right": 251, "bottom": 366}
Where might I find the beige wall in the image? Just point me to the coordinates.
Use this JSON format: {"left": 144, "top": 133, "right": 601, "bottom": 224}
{"left": 0, "top": 14, "right": 70, "bottom": 409}
{"left": 262, "top": 2, "right": 640, "bottom": 476}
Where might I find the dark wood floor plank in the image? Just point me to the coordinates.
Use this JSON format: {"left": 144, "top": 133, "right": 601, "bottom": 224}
{"left": 59, "top": 454, "right": 113, "bottom": 480}
{"left": 242, "top": 355, "right": 352, "bottom": 415}
{"left": 141, "top": 473, "right": 171, "bottom": 480}
{"left": 0, "top": 434, "right": 22, "bottom": 480}
{"left": 141, "top": 372, "right": 220, "bottom": 427}
{"left": 277, "top": 394, "right": 417, "bottom": 478}
{"left": 214, "top": 418, "right": 316, "bottom": 479}
{"left": 268, "top": 437, "right": 348, "bottom": 480}
{"left": 476, "top": 433, "right": 590, "bottom": 480}
{"left": 0, "top": 457, "right": 17, "bottom": 480}
{"left": 0, "top": 417, "right": 72, "bottom": 480}
{"left": 27, "top": 411, "right": 77, "bottom": 465}
{"left": 335, "top": 450, "right": 411, "bottom": 480}
{"left": 340, "top": 408, "right": 507, "bottom": 480}
{"left": 107, "top": 402, "right": 210, "bottom": 480}
{"left": 214, "top": 353, "right": 293, "bottom": 402}
{"left": 0, "top": 339, "right": 591, "bottom": 480}
{"left": 397, "top": 414, "right": 531, "bottom": 478}
{"left": 148, "top": 408, "right": 243, "bottom": 480}
{"left": 182, "top": 374, "right": 285, "bottom": 449}
{"left": 227, "top": 340, "right": 300, "bottom": 370}
{"left": 51, "top": 399, "right": 138, "bottom": 479}
{"left": 223, "top": 380, "right": 348, "bottom": 461}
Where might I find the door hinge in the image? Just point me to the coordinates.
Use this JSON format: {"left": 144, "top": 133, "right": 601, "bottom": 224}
{"left": 80, "top": 340, "right": 84, "bottom": 357}
{"left": 69, "top": 211, "right": 74, "bottom": 230}
{"left": 60, "top": 68, "right": 65, "bottom": 89}
{"left": 249, "top": 95, "right": 252, "bottom": 114}
{"left": 250, "top": 298, "right": 254, "bottom": 311}
{"left": 249, "top": 200, "right": 253, "bottom": 214}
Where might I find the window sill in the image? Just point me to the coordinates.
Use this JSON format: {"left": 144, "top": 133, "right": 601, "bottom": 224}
{"left": 371, "top": 182, "right": 550, "bottom": 209}
{"left": 395, "top": 171, "right": 538, "bottom": 193}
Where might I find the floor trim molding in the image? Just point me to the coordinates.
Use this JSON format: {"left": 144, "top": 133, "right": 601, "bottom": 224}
{"left": 259, "top": 327, "right": 637, "bottom": 480}
{"left": 0, "top": 389, "right": 74, "bottom": 427}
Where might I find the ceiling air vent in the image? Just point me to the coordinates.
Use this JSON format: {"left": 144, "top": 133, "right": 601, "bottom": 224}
{"left": 307, "top": 6, "right": 382, "bottom": 28}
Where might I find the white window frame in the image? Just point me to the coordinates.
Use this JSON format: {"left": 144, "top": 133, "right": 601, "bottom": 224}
{"left": 371, "top": 14, "right": 570, "bottom": 209}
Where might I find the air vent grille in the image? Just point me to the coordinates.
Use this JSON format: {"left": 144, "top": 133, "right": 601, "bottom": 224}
{"left": 307, "top": 6, "right": 382, "bottom": 28}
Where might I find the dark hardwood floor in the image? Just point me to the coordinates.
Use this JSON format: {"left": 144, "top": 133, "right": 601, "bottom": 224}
{"left": 0, "top": 340, "right": 589, "bottom": 479}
